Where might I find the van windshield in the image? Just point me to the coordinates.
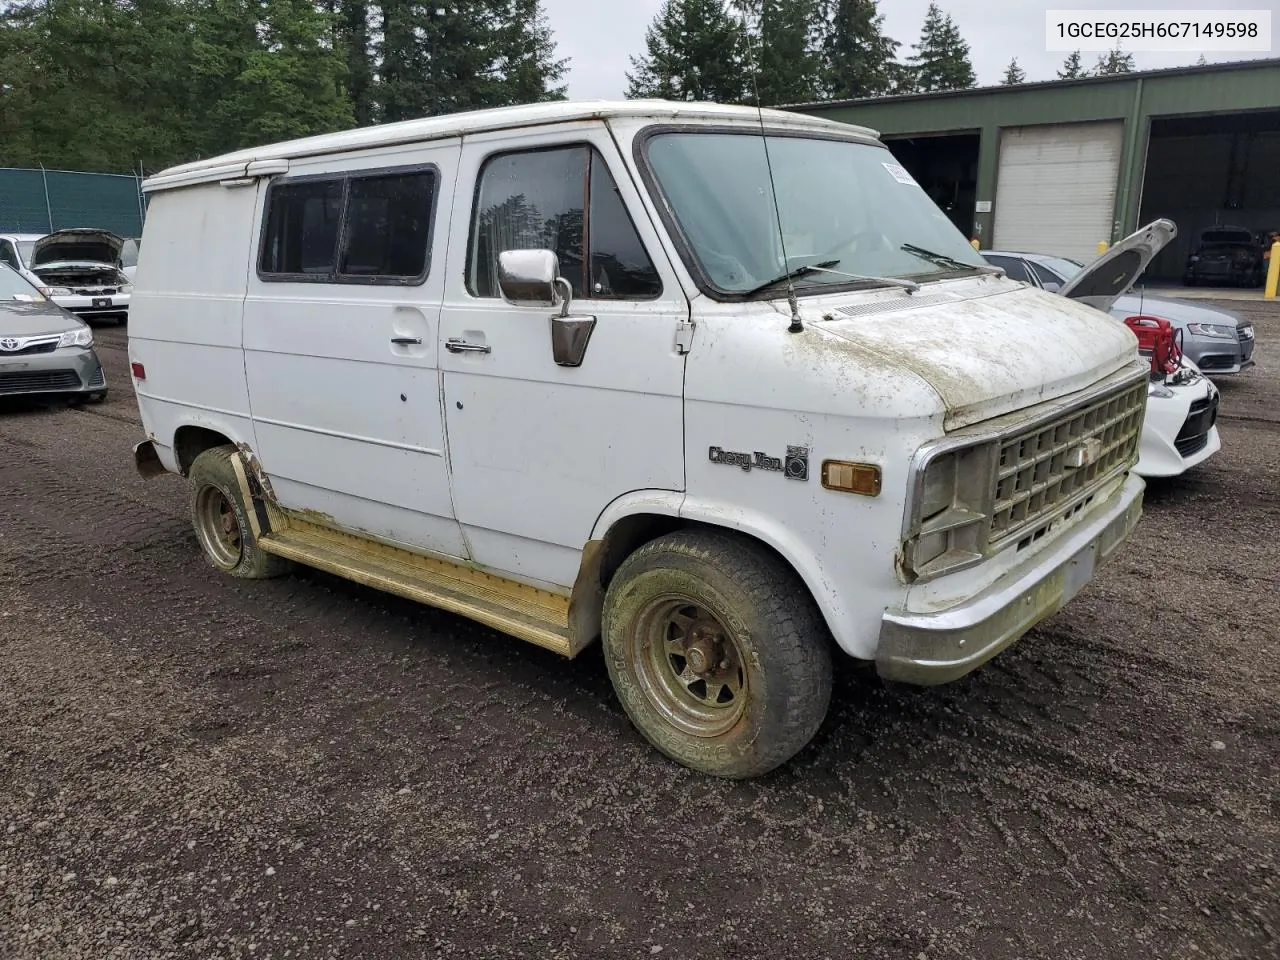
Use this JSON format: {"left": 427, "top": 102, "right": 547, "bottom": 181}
{"left": 643, "top": 131, "right": 989, "bottom": 297}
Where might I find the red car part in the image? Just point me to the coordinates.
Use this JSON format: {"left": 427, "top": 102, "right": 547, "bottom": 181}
{"left": 1123, "top": 315, "right": 1183, "bottom": 376}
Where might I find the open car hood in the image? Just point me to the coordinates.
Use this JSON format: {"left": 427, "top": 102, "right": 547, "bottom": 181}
{"left": 1059, "top": 219, "right": 1176, "bottom": 314}
{"left": 31, "top": 229, "right": 125, "bottom": 268}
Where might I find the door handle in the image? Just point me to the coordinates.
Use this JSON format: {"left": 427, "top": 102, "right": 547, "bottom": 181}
{"left": 390, "top": 336, "right": 423, "bottom": 345}
{"left": 445, "top": 338, "right": 492, "bottom": 354}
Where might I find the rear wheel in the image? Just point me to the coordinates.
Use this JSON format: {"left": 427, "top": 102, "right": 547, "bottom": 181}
{"left": 188, "top": 446, "right": 292, "bottom": 580}
{"left": 602, "top": 530, "right": 833, "bottom": 779}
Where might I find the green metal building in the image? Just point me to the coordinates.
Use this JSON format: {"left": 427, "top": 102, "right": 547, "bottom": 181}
{"left": 788, "top": 58, "right": 1280, "bottom": 281}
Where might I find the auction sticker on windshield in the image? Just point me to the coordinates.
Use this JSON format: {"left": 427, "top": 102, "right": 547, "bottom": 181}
{"left": 882, "top": 162, "right": 918, "bottom": 186}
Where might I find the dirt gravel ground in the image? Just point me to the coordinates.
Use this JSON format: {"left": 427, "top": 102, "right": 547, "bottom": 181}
{"left": 1, "top": 303, "right": 1278, "bottom": 960}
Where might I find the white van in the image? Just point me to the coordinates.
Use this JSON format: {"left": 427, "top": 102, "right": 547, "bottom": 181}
{"left": 130, "top": 101, "right": 1166, "bottom": 778}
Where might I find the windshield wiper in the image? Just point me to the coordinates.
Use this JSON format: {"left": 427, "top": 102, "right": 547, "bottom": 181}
{"left": 742, "top": 260, "right": 840, "bottom": 298}
{"left": 901, "top": 243, "right": 1000, "bottom": 274}
{"left": 743, "top": 259, "right": 920, "bottom": 297}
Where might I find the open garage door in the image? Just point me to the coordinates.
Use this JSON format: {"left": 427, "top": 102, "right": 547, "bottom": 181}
{"left": 993, "top": 122, "right": 1124, "bottom": 263}
{"left": 1138, "top": 110, "right": 1280, "bottom": 283}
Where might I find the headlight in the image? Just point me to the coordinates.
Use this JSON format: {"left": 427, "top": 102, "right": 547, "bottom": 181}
{"left": 903, "top": 441, "right": 997, "bottom": 580}
{"left": 1185, "top": 322, "right": 1235, "bottom": 340}
{"left": 1148, "top": 382, "right": 1174, "bottom": 399}
{"left": 45, "top": 286, "right": 73, "bottom": 297}
{"left": 57, "top": 327, "right": 93, "bottom": 348}
{"left": 119, "top": 283, "right": 133, "bottom": 294}
{"left": 1188, "top": 256, "right": 1200, "bottom": 263}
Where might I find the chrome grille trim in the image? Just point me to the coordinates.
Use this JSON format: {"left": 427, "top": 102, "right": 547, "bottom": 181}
{"left": 989, "top": 380, "right": 1146, "bottom": 546}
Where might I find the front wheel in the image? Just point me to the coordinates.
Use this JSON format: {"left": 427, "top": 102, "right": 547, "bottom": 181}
{"left": 602, "top": 530, "right": 833, "bottom": 779}
{"left": 188, "top": 445, "right": 293, "bottom": 580}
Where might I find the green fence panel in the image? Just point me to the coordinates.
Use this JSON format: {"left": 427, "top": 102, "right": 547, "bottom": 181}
{"left": 0, "top": 168, "right": 145, "bottom": 238}
{"left": 0, "top": 169, "right": 55, "bottom": 234}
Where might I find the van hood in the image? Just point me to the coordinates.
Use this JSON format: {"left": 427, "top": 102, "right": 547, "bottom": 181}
{"left": 31, "top": 229, "right": 124, "bottom": 268}
{"left": 808, "top": 281, "right": 1138, "bottom": 430}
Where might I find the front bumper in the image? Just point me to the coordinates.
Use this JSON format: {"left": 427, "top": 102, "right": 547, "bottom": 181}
{"left": 52, "top": 292, "right": 130, "bottom": 320}
{"left": 0, "top": 346, "right": 106, "bottom": 397}
{"left": 876, "top": 472, "right": 1144, "bottom": 685}
{"left": 1188, "top": 337, "right": 1255, "bottom": 376}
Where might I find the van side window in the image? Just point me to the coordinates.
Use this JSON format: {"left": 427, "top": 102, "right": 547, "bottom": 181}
{"left": 260, "top": 179, "right": 344, "bottom": 276}
{"left": 468, "top": 146, "right": 661, "bottom": 300}
{"left": 339, "top": 171, "right": 435, "bottom": 280}
{"left": 259, "top": 168, "right": 436, "bottom": 284}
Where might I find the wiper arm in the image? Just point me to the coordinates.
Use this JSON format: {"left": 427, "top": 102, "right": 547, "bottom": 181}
{"left": 743, "top": 259, "right": 921, "bottom": 297}
{"left": 742, "top": 260, "right": 840, "bottom": 298}
{"left": 901, "top": 242, "right": 1000, "bottom": 274}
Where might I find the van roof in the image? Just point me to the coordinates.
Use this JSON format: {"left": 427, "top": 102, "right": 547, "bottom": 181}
{"left": 142, "top": 99, "right": 880, "bottom": 193}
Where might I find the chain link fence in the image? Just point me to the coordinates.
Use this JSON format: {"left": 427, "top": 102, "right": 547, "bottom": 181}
{"left": 0, "top": 167, "right": 146, "bottom": 238}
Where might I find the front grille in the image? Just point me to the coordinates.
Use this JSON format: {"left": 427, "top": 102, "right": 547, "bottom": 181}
{"left": 989, "top": 380, "right": 1146, "bottom": 546}
{"left": 1176, "top": 434, "right": 1209, "bottom": 457}
{"left": 0, "top": 370, "right": 82, "bottom": 394}
{"left": 1174, "top": 393, "right": 1219, "bottom": 460}
{"left": 0, "top": 340, "right": 58, "bottom": 357}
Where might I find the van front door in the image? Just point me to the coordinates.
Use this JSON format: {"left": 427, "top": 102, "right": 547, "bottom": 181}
{"left": 243, "top": 147, "right": 469, "bottom": 558}
{"left": 439, "top": 128, "right": 688, "bottom": 588}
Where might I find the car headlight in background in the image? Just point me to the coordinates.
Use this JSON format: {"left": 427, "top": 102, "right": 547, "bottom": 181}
{"left": 44, "top": 286, "right": 73, "bottom": 297}
{"left": 1185, "top": 322, "right": 1236, "bottom": 340}
{"left": 57, "top": 327, "right": 93, "bottom": 348}
{"left": 119, "top": 283, "right": 133, "bottom": 294}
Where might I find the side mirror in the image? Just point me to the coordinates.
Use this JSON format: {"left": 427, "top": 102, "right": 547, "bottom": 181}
{"left": 496, "top": 248, "right": 596, "bottom": 368}
{"left": 497, "top": 249, "right": 572, "bottom": 316}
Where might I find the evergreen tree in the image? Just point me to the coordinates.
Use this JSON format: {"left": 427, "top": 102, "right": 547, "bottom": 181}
{"left": 904, "top": 2, "right": 975, "bottom": 93}
{"left": 1057, "top": 50, "right": 1087, "bottom": 79}
{"left": 626, "top": 0, "right": 750, "bottom": 103}
{"left": 1094, "top": 45, "right": 1135, "bottom": 74}
{"left": 1001, "top": 57, "right": 1025, "bottom": 85}
{"left": 728, "top": 0, "right": 823, "bottom": 105}
{"left": 819, "top": 0, "right": 899, "bottom": 100}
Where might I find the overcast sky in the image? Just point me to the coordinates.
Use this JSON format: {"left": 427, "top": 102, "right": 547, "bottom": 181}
{"left": 543, "top": 0, "right": 1279, "bottom": 100}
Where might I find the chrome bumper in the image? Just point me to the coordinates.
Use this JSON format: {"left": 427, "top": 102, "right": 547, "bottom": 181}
{"left": 877, "top": 473, "right": 1145, "bottom": 686}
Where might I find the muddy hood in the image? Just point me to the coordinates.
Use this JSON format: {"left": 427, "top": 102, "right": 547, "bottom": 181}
{"left": 811, "top": 284, "right": 1137, "bottom": 430}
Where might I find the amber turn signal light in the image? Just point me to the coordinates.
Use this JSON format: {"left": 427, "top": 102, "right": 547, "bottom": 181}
{"left": 821, "top": 460, "right": 881, "bottom": 497}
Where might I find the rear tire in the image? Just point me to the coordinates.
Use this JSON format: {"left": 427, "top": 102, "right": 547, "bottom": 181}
{"left": 601, "top": 529, "right": 833, "bottom": 779}
{"left": 188, "top": 445, "right": 292, "bottom": 580}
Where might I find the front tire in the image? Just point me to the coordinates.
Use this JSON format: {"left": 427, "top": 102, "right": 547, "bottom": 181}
{"left": 602, "top": 530, "right": 833, "bottom": 779}
{"left": 188, "top": 446, "right": 292, "bottom": 580}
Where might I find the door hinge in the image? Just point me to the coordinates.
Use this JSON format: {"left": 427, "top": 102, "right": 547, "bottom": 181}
{"left": 674, "top": 320, "right": 695, "bottom": 355}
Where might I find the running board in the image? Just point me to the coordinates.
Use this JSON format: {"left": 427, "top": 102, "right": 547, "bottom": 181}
{"left": 257, "top": 517, "right": 575, "bottom": 657}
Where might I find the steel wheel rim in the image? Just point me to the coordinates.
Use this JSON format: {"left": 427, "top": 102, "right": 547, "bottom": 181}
{"left": 631, "top": 596, "right": 747, "bottom": 738}
{"left": 195, "top": 484, "right": 243, "bottom": 569}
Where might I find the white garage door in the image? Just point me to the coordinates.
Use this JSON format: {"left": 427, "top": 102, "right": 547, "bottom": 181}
{"left": 993, "top": 121, "right": 1125, "bottom": 264}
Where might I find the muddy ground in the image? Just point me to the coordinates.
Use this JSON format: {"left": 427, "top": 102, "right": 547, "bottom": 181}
{"left": 1, "top": 303, "right": 1277, "bottom": 960}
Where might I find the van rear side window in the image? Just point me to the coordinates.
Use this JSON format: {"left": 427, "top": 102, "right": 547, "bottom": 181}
{"left": 258, "top": 167, "right": 437, "bottom": 285}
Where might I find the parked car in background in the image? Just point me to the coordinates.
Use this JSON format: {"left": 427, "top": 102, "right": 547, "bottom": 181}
{"left": 982, "top": 250, "right": 1256, "bottom": 375}
{"left": 1183, "top": 226, "right": 1265, "bottom": 287}
{"left": 0, "top": 262, "right": 107, "bottom": 403}
{"left": 121, "top": 237, "right": 140, "bottom": 282}
{"left": 0, "top": 228, "right": 132, "bottom": 324}
{"left": 982, "top": 242, "right": 1220, "bottom": 479}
